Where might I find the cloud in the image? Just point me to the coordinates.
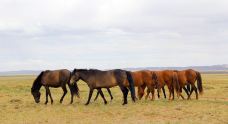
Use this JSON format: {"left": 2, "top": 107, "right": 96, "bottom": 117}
{"left": 0, "top": 0, "right": 228, "bottom": 71}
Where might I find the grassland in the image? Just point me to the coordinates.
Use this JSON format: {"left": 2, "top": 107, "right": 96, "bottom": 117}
{"left": 0, "top": 74, "right": 228, "bottom": 124}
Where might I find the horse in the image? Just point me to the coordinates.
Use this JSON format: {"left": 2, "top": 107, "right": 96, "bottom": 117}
{"left": 174, "top": 69, "right": 203, "bottom": 100}
{"left": 130, "top": 70, "right": 157, "bottom": 100}
{"left": 70, "top": 69, "right": 136, "bottom": 105}
{"left": 31, "top": 69, "right": 80, "bottom": 104}
{"left": 147, "top": 70, "right": 180, "bottom": 100}
{"left": 93, "top": 70, "right": 156, "bottom": 101}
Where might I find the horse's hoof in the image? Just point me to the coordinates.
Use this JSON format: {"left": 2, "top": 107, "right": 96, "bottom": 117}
{"left": 85, "top": 103, "right": 89, "bottom": 106}
{"left": 60, "top": 101, "right": 63, "bottom": 104}
{"left": 51, "top": 101, "right": 54, "bottom": 104}
{"left": 45, "top": 101, "right": 48, "bottom": 104}
{"left": 104, "top": 101, "right": 108, "bottom": 104}
{"left": 122, "top": 102, "right": 127, "bottom": 105}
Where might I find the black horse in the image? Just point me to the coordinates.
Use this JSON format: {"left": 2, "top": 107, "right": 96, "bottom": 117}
{"left": 31, "top": 69, "right": 79, "bottom": 104}
{"left": 70, "top": 69, "right": 136, "bottom": 105}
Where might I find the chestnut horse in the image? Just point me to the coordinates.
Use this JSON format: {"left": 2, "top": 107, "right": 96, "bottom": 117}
{"left": 175, "top": 69, "right": 203, "bottom": 100}
{"left": 131, "top": 70, "right": 156, "bottom": 100}
{"left": 31, "top": 69, "right": 79, "bottom": 104}
{"left": 147, "top": 70, "right": 180, "bottom": 100}
{"left": 70, "top": 69, "right": 136, "bottom": 105}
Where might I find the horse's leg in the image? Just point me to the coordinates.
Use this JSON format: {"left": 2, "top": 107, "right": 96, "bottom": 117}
{"left": 162, "top": 87, "right": 166, "bottom": 99}
{"left": 182, "top": 87, "right": 190, "bottom": 100}
{"left": 138, "top": 84, "right": 146, "bottom": 100}
{"left": 107, "top": 88, "right": 113, "bottom": 100}
{"left": 120, "top": 86, "right": 128, "bottom": 105}
{"left": 150, "top": 86, "right": 155, "bottom": 101}
{"left": 67, "top": 84, "right": 74, "bottom": 104}
{"left": 157, "top": 88, "right": 160, "bottom": 99}
{"left": 85, "top": 88, "right": 94, "bottom": 105}
{"left": 137, "top": 86, "right": 143, "bottom": 100}
{"left": 60, "top": 85, "right": 67, "bottom": 104}
{"left": 192, "top": 85, "right": 198, "bottom": 100}
{"left": 97, "top": 88, "right": 108, "bottom": 104}
{"left": 45, "top": 87, "right": 48, "bottom": 104}
{"left": 94, "top": 90, "right": 99, "bottom": 101}
{"left": 172, "top": 86, "right": 175, "bottom": 100}
{"left": 145, "top": 88, "right": 150, "bottom": 100}
{"left": 168, "top": 86, "right": 172, "bottom": 100}
{"left": 124, "top": 87, "right": 129, "bottom": 105}
{"left": 188, "top": 86, "right": 194, "bottom": 100}
{"left": 46, "top": 87, "right": 53, "bottom": 104}
{"left": 179, "top": 89, "right": 185, "bottom": 100}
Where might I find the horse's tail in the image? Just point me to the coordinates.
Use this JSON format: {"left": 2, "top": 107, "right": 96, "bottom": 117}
{"left": 70, "top": 83, "right": 80, "bottom": 98}
{"left": 173, "top": 71, "right": 180, "bottom": 98}
{"left": 152, "top": 72, "right": 161, "bottom": 93}
{"left": 31, "top": 71, "right": 44, "bottom": 92}
{"left": 126, "top": 71, "right": 136, "bottom": 102}
{"left": 196, "top": 71, "right": 203, "bottom": 95}
{"left": 68, "top": 72, "right": 80, "bottom": 98}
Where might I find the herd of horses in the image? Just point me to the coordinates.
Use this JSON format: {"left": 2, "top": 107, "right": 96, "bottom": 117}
{"left": 31, "top": 69, "right": 203, "bottom": 105}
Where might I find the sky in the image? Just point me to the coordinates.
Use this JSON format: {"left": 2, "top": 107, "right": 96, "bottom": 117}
{"left": 0, "top": 0, "right": 228, "bottom": 71}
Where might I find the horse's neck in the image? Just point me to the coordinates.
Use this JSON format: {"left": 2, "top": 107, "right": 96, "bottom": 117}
{"left": 32, "top": 80, "right": 42, "bottom": 92}
{"left": 79, "top": 71, "right": 92, "bottom": 84}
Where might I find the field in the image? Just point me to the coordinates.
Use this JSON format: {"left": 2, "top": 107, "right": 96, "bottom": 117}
{"left": 0, "top": 74, "right": 228, "bottom": 124}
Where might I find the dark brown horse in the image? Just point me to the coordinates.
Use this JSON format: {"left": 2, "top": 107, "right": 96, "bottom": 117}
{"left": 31, "top": 69, "right": 79, "bottom": 104}
{"left": 94, "top": 70, "right": 161, "bottom": 101}
{"left": 70, "top": 69, "right": 136, "bottom": 105}
{"left": 148, "top": 70, "right": 180, "bottom": 100}
{"left": 175, "top": 69, "right": 203, "bottom": 100}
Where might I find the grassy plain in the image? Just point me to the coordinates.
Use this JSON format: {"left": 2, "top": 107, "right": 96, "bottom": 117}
{"left": 0, "top": 74, "right": 228, "bottom": 124}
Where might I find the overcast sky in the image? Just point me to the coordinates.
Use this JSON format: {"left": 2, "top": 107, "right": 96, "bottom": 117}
{"left": 0, "top": 0, "right": 228, "bottom": 71}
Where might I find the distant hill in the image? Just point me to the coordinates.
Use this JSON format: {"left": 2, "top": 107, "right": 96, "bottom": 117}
{"left": 125, "top": 64, "right": 228, "bottom": 73}
{"left": 0, "top": 64, "right": 228, "bottom": 76}
{"left": 0, "top": 70, "right": 41, "bottom": 76}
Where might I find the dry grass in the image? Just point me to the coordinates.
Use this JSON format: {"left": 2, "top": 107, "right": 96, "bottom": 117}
{"left": 0, "top": 74, "right": 228, "bottom": 124}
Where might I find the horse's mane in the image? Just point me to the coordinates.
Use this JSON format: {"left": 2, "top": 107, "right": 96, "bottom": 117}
{"left": 31, "top": 71, "right": 44, "bottom": 92}
{"left": 73, "top": 69, "right": 101, "bottom": 73}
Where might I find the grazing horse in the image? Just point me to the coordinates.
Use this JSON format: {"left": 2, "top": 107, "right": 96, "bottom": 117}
{"left": 31, "top": 69, "right": 79, "bottom": 104}
{"left": 175, "top": 69, "right": 203, "bottom": 100}
{"left": 148, "top": 70, "right": 180, "bottom": 100}
{"left": 131, "top": 70, "right": 157, "bottom": 100}
{"left": 70, "top": 69, "right": 136, "bottom": 105}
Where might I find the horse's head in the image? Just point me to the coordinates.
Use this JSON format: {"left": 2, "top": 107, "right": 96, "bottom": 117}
{"left": 31, "top": 89, "right": 41, "bottom": 103}
{"left": 70, "top": 69, "right": 80, "bottom": 84}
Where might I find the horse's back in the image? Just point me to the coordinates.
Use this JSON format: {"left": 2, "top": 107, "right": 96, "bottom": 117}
{"left": 90, "top": 70, "right": 118, "bottom": 88}
{"left": 42, "top": 69, "right": 70, "bottom": 87}
{"left": 185, "top": 69, "right": 198, "bottom": 82}
{"left": 131, "top": 71, "right": 143, "bottom": 86}
{"left": 131, "top": 70, "right": 152, "bottom": 86}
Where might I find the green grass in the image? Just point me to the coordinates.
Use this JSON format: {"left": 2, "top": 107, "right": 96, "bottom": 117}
{"left": 0, "top": 74, "right": 228, "bottom": 124}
